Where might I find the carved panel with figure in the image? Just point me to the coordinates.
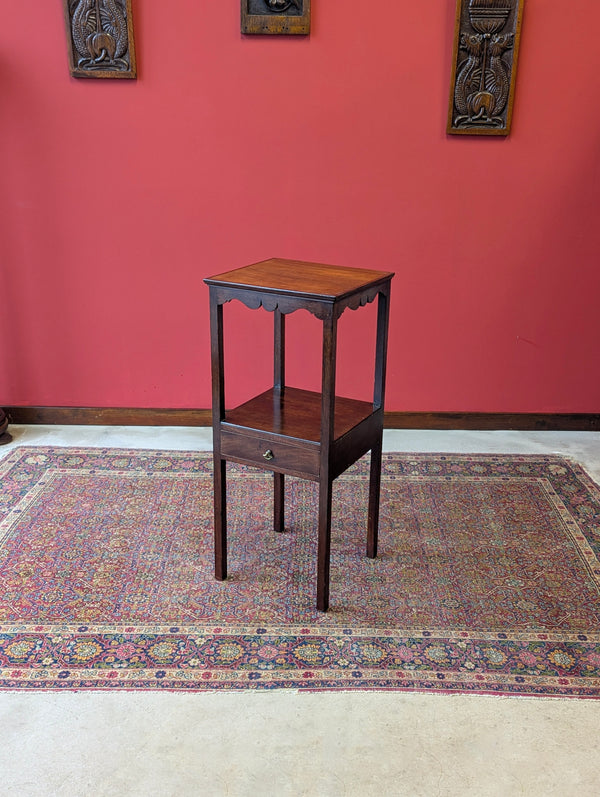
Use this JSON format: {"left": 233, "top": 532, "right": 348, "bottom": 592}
{"left": 242, "top": 0, "right": 310, "bottom": 35}
{"left": 64, "top": 0, "right": 137, "bottom": 79}
{"left": 448, "top": 0, "right": 524, "bottom": 135}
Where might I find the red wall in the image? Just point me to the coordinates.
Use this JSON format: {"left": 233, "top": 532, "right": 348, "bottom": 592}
{"left": 2, "top": 2, "right": 599, "bottom": 412}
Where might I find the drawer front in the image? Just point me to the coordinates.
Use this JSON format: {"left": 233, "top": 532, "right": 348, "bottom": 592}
{"left": 220, "top": 430, "right": 319, "bottom": 479}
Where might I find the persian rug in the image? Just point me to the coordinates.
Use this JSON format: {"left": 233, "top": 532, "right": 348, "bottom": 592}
{"left": 1, "top": 446, "right": 599, "bottom": 697}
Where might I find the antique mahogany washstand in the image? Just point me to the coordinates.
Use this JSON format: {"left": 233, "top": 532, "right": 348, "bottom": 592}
{"left": 205, "top": 258, "right": 394, "bottom": 611}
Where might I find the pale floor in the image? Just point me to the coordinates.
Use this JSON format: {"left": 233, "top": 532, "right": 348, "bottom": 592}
{"left": 1, "top": 426, "right": 600, "bottom": 797}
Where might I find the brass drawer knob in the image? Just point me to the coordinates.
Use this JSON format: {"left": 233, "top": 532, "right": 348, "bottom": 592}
{"left": 263, "top": 449, "right": 274, "bottom": 460}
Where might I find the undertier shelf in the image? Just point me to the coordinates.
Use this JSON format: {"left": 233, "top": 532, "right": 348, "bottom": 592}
{"left": 223, "top": 387, "right": 375, "bottom": 443}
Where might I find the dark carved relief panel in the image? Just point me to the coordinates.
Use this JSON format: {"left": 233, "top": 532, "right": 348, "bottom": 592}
{"left": 242, "top": 0, "right": 310, "bottom": 35}
{"left": 448, "top": 0, "right": 524, "bottom": 136}
{"left": 64, "top": 0, "right": 137, "bottom": 79}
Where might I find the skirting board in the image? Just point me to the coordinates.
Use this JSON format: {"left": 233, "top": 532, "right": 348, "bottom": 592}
{"left": 4, "top": 407, "right": 600, "bottom": 431}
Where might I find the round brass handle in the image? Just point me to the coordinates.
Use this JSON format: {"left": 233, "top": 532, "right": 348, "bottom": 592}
{"left": 263, "top": 449, "right": 274, "bottom": 460}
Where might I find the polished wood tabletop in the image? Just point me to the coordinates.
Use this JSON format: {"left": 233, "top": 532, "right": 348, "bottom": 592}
{"left": 205, "top": 258, "right": 394, "bottom": 301}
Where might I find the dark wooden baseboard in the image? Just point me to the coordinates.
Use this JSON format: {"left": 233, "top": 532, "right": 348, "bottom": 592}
{"left": 384, "top": 412, "right": 600, "bottom": 431}
{"left": 5, "top": 407, "right": 213, "bottom": 427}
{"left": 5, "top": 406, "right": 600, "bottom": 431}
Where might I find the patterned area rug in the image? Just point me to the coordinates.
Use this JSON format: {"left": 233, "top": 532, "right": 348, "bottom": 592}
{"left": 1, "top": 447, "right": 599, "bottom": 696}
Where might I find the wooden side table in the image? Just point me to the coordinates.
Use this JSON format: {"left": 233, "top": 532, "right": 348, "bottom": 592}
{"left": 204, "top": 258, "right": 394, "bottom": 611}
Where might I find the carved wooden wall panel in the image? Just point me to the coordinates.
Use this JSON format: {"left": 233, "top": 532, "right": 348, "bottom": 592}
{"left": 448, "top": 0, "right": 524, "bottom": 136}
{"left": 64, "top": 0, "right": 137, "bottom": 79}
{"left": 242, "top": 0, "right": 311, "bottom": 35}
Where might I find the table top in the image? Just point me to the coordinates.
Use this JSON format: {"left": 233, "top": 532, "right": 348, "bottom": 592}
{"left": 205, "top": 258, "right": 394, "bottom": 302}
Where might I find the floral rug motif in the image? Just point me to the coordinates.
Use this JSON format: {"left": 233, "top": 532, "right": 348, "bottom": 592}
{"left": 1, "top": 447, "right": 599, "bottom": 696}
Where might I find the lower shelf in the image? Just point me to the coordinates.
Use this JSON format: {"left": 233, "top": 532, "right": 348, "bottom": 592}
{"left": 219, "top": 387, "right": 382, "bottom": 481}
{"left": 223, "top": 387, "right": 374, "bottom": 443}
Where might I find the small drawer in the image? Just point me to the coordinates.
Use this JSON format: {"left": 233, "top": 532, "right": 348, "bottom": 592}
{"left": 220, "top": 429, "right": 320, "bottom": 479}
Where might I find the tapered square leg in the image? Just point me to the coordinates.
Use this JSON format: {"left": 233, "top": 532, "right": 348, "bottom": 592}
{"left": 274, "top": 472, "right": 285, "bottom": 532}
{"left": 214, "top": 456, "right": 227, "bottom": 580}
{"left": 316, "top": 476, "right": 333, "bottom": 612}
{"left": 367, "top": 432, "right": 383, "bottom": 559}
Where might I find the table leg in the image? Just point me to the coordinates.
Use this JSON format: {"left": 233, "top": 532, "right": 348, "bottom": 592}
{"left": 317, "top": 312, "right": 337, "bottom": 612}
{"left": 317, "top": 475, "right": 333, "bottom": 612}
{"left": 214, "top": 456, "right": 227, "bottom": 580}
{"left": 273, "top": 308, "right": 286, "bottom": 534}
{"left": 367, "top": 431, "right": 383, "bottom": 559}
{"left": 209, "top": 294, "right": 227, "bottom": 580}
{"left": 274, "top": 472, "right": 285, "bottom": 532}
{"left": 368, "top": 287, "right": 390, "bottom": 559}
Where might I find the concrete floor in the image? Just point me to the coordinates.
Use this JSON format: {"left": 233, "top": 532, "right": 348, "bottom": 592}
{"left": 1, "top": 426, "right": 600, "bottom": 796}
